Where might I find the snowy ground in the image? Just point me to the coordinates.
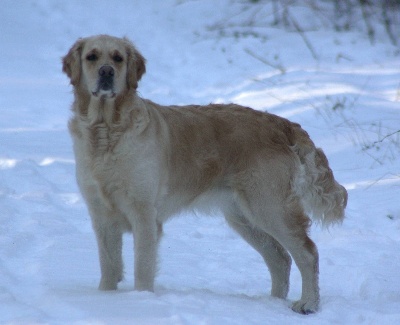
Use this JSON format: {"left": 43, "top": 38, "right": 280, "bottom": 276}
{"left": 1, "top": 1, "right": 400, "bottom": 324}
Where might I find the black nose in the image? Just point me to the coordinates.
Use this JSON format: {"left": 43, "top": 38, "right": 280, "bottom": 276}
{"left": 99, "top": 65, "right": 114, "bottom": 77}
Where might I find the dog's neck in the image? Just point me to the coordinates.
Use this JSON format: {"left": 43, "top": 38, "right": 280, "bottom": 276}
{"left": 87, "top": 95, "right": 117, "bottom": 127}
{"left": 73, "top": 88, "right": 136, "bottom": 127}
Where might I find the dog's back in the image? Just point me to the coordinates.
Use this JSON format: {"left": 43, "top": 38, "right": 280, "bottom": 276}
{"left": 150, "top": 101, "right": 347, "bottom": 226}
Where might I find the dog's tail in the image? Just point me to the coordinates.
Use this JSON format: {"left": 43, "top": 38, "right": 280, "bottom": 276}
{"left": 290, "top": 124, "right": 347, "bottom": 227}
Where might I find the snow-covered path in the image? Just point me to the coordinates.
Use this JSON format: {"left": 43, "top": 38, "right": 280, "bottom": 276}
{"left": 1, "top": 1, "right": 400, "bottom": 324}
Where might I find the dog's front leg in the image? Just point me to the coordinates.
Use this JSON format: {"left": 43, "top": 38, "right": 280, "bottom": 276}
{"left": 89, "top": 204, "right": 124, "bottom": 291}
{"left": 131, "top": 202, "right": 159, "bottom": 292}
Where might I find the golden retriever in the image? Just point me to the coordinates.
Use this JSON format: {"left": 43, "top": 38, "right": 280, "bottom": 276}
{"left": 62, "top": 34, "right": 347, "bottom": 314}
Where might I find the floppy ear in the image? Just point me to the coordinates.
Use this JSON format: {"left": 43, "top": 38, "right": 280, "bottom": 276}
{"left": 62, "top": 38, "right": 84, "bottom": 86}
{"left": 124, "top": 38, "right": 146, "bottom": 90}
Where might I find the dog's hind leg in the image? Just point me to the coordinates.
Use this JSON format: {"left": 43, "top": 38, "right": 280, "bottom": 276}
{"left": 232, "top": 165, "right": 320, "bottom": 314}
{"left": 259, "top": 205, "right": 319, "bottom": 314}
{"left": 224, "top": 211, "right": 292, "bottom": 299}
{"left": 274, "top": 215, "right": 320, "bottom": 315}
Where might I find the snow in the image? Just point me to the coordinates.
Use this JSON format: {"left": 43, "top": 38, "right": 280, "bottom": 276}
{"left": 1, "top": 0, "right": 400, "bottom": 324}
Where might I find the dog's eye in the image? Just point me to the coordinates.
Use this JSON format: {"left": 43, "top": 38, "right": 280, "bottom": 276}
{"left": 86, "top": 54, "right": 98, "bottom": 61}
{"left": 113, "top": 54, "right": 123, "bottom": 63}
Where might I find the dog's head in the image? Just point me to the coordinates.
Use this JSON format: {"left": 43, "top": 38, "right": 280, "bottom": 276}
{"left": 62, "top": 35, "right": 146, "bottom": 98}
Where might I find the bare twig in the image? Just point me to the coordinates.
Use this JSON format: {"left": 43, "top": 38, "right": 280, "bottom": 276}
{"left": 359, "top": 0, "right": 375, "bottom": 45}
{"left": 382, "top": 2, "right": 397, "bottom": 46}
{"left": 288, "top": 12, "right": 319, "bottom": 60}
{"left": 364, "top": 130, "right": 400, "bottom": 149}
{"left": 244, "top": 48, "right": 286, "bottom": 74}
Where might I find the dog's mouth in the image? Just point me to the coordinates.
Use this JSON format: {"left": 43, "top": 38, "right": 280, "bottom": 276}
{"left": 92, "top": 80, "right": 116, "bottom": 98}
{"left": 92, "top": 65, "right": 116, "bottom": 98}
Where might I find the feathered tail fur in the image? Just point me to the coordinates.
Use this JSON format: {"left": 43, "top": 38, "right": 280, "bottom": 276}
{"left": 291, "top": 125, "right": 348, "bottom": 227}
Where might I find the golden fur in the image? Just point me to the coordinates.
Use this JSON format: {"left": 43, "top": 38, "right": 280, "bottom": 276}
{"left": 62, "top": 35, "right": 347, "bottom": 314}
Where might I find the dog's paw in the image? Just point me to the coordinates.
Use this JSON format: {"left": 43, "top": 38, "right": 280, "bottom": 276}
{"left": 98, "top": 278, "right": 119, "bottom": 291}
{"left": 291, "top": 299, "right": 318, "bottom": 315}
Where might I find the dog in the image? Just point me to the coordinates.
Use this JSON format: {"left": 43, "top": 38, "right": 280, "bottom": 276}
{"left": 62, "top": 34, "right": 347, "bottom": 314}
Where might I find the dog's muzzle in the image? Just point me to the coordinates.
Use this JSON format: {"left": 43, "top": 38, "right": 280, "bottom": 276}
{"left": 93, "top": 65, "right": 115, "bottom": 97}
